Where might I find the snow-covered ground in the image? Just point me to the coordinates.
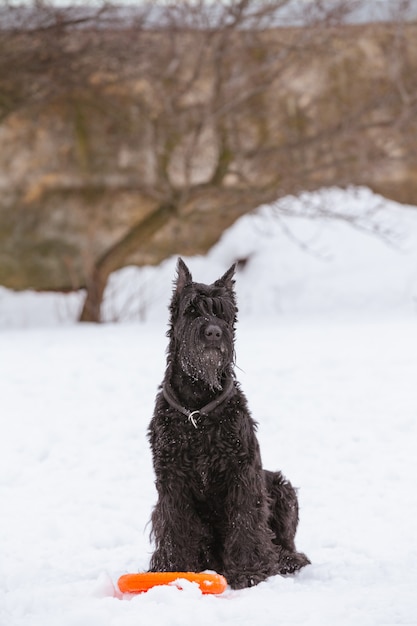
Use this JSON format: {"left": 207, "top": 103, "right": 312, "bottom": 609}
{"left": 1, "top": 187, "right": 417, "bottom": 625}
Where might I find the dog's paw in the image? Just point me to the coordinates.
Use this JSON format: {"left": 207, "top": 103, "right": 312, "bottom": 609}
{"left": 277, "top": 551, "right": 311, "bottom": 575}
{"left": 226, "top": 571, "right": 268, "bottom": 590}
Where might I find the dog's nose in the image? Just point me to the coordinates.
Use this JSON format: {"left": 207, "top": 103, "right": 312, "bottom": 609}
{"left": 204, "top": 324, "right": 222, "bottom": 342}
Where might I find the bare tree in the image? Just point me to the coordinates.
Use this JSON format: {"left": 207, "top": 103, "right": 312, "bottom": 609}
{"left": 1, "top": 0, "right": 416, "bottom": 321}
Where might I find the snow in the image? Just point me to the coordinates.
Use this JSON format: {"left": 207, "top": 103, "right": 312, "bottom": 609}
{"left": 1, "top": 187, "right": 417, "bottom": 625}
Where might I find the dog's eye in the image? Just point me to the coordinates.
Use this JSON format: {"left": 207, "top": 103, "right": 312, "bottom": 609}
{"left": 187, "top": 304, "right": 199, "bottom": 316}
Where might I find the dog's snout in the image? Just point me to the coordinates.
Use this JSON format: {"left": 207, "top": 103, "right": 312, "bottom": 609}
{"left": 204, "top": 324, "right": 222, "bottom": 342}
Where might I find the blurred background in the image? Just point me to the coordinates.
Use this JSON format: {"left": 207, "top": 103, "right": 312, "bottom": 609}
{"left": 1, "top": 0, "right": 417, "bottom": 325}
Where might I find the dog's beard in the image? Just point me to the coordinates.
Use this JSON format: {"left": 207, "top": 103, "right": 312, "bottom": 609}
{"left": 180, "top": 345, "right": 227, "bottom": 390}
{"left": 176, "top": 322, "right": 232, "bottom": 391}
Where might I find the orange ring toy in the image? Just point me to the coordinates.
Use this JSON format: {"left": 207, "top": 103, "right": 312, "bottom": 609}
{"left": 118, "top": 572, "right": 228, "bottom": 595}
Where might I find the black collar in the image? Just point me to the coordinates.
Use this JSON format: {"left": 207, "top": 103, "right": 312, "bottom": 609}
{"left": 162, "top": 376, "right": 235, "bottom": 428}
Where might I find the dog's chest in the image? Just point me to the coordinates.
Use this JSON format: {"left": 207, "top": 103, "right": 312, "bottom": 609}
{"left": 184, "top": 421, "right": 243, "bottom": 495}
{"left": 194, "top": 453, "right": 210, "bottom": 490}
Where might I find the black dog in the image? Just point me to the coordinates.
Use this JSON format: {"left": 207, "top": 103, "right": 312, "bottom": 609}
{"left": 148, "top": 258, "right": 309, "bottom": 589}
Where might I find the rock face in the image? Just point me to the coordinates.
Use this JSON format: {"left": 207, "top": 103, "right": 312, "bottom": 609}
{"left": 1, "top": 21, "right": 417, "bottom": 291}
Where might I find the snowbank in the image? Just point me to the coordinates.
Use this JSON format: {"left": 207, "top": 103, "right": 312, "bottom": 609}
{"left": 1, "top": 187, "right": 417, "bottom": 327}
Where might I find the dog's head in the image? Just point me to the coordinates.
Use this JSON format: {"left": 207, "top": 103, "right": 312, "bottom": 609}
{"left": 167, "top": 258, "right": 237, "bottom": 390}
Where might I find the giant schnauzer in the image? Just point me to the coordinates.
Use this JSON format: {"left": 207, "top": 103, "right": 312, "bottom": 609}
{"left": 148, "top": 258, "right": 309, "bottom": 589}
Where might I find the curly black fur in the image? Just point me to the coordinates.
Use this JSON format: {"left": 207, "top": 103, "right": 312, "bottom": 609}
{"left": 147, "top": 258, "right": 310, "bottom": 589}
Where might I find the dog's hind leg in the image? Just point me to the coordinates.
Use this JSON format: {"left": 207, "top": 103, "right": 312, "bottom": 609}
{"left": 264, "top": 469, "right": 299, "bottom": 551}
{"left": 264, "top": 469, "right": 310, "bottom": 573}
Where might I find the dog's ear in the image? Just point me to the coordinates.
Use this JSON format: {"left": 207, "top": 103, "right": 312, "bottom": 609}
{"left": 215, "top": 263, "right": 236, "bottom": 291}
{"left": 175, "top": 257, "right": 193, "bottom": 294}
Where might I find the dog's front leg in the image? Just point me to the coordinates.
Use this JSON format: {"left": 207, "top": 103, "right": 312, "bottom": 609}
{"left": 149, "top": 483, "right": 209, "bottom": 573}
{"left": 221, "top": 475, "right": 280, "bottom": 589}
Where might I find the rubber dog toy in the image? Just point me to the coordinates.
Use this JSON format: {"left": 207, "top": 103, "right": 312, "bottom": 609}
{"left": 117, "top": 571, "right": 227, "bottom": 595}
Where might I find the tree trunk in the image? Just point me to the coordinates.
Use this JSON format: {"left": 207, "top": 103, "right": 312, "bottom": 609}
{"left": 79, "top": 202, "right": 175, "bottom": 322}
